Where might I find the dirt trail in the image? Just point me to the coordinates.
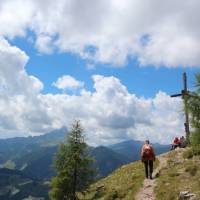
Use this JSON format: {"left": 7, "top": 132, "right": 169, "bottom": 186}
{"left": 134, "top": 153, "right": 169, "bottom": 200}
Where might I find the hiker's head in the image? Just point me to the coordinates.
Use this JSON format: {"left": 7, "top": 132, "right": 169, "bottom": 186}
{"left": 145, "top": 140, "right": 150, "bottom": 144}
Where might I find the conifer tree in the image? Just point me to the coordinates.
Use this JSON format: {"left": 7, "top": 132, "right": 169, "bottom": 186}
{"left": 49, "top": 120, "right": 95, "bottom": 200}
{"left": 188, "top": 74, "right": 200, "bottom": 146}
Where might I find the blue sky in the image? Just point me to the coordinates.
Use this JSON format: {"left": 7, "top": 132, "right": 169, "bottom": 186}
{"left": 0, "top": 0, "right": 199, "bottom": 145}
{"left": 10, "top": 36, "right": 199, "bottom": 98}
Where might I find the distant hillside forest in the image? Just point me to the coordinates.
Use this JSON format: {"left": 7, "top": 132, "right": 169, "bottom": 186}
{"left": 0, "top": 128, "right": 170, "bottom": 199}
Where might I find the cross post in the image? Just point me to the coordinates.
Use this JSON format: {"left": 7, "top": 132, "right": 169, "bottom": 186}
{"left": 171, "top": 72, "right": 190, "bottom": 143}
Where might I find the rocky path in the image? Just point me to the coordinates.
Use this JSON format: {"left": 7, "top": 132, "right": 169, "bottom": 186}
{"left": 134, "top": 153, "right": 169, "bottom": 200}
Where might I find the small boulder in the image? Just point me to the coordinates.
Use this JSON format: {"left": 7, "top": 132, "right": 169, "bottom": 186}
{"left": 179, "top": 191, "right": 196, "bottom": 199}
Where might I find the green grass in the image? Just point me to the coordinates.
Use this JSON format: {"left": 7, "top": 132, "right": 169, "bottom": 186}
{"left": 78, "top": 161, "right": 146, "bottom": 200}
{"left": 155, "top": 149, "right": 200, "bottom": 200}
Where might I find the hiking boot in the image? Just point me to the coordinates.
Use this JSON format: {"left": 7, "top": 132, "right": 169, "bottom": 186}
{"left": 150, "top": 175, "right": 153, "bottom": 180}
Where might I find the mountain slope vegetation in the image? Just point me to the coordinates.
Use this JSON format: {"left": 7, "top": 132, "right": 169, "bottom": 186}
{"left": 0, "top": 128, "right": 172, "bottom": 200}
{"left": 0, "top": 129, "right": 170, "bottom": 180}
{"left": 78, "top": 148, "right": 200, "bottom": 200}
{"left": 155, "top": 148, "right": 200, "bottom": 200}
{"left": 78, "top": 161, "right": 145, "bottom": 200}
{"left": 0, "top": 168, "right": 48, "bottom": 200}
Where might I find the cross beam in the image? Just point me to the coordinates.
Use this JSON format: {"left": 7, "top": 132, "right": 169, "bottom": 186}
{"left": 171, "top": 72, "right": 190, "bottom": 143}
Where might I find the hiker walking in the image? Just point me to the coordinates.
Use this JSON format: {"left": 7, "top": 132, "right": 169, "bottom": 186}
{"left": 141, "top": 140, "right": 156, "bottom": 179}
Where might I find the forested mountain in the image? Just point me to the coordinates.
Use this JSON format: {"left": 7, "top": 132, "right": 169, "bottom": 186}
{"left": 0, "top": 128, "right": 171, "bottom": 199}
{"left": 90, "top": 146, "right": 129, "bottom": 178}
{"left": 0, "top": 168, "right": 48, "bottom": 200}
{"left": 109, "top": 140, "right": 171, "bottom": 161}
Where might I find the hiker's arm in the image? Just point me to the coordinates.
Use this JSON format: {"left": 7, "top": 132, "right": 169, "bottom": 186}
{"left": 152, "top": 147, "right": 156, "bottom": 161}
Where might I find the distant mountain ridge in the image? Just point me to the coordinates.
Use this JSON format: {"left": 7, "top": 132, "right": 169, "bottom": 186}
{"left": 0, "top": 127, "right": 68, "bottom": 146}
{"left": 0, "top": 128, "right": 171, "bottom": 200}
{"left": 0, "top": 129, "right": 171, "bottom": 177}
{"left": 90, "top": 146, "right": 129, "bottom": 178}
{"left": 109, "top": 140, "right": 171, "bottom": 161}
{"left": 0, "top": 128, "right": 129, "bottom": 179}
{"left": 0, "top": 127, "right": 68, "bottom": 165}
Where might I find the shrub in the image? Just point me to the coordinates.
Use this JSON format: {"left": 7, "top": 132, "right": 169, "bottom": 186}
{"left": 185, "top": 164, "right": 198, "bottom": 176}
{"left": 105, "top": 190, "right": 118, "bottom": 200}
{"left": 183, "top": 149, "right": 193, "bottom": 159}
{"left": 192, "top": 144, "right": 200, "bottom": 156}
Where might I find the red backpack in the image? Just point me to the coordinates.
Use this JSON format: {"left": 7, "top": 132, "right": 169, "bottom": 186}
{"left": 143, "top": 144, "right": 153, "bottom": 158}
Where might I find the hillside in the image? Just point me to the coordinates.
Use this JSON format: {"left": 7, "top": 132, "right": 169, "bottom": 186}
{"left": 78, "top": 148, "right": 200, "bottom": 200}
{"left": 0, "top": 127, "right": 67, "bottom": 164}
{"left": 0, "top": 128, "right": 129, "bottom": 179}
{"left": 0, "top": 129, "right": 173, "bottom": 200}
{"left": 0, "top": 129, "right": 170, "bottom": 180}
{"left": 0, "top": 168, "right": 48, "bottom": 200}
{"left": 90, "top": 146, "right": 129, "bottom": 178}
{"left": 155, "top": 148, "right": 200, "bottom": 200}
{"left": 1, "top": 139, "right": 199, "bottom": 200}
{"left": 78, "top": 160, "right": 146, "bottom": 200}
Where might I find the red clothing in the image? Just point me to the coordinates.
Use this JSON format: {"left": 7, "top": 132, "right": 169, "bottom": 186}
{"left": 173, "top": 137, "right": 180, "bottom": 145}
{"left": 141, "top": 144, "right": 155, "bottom": 162}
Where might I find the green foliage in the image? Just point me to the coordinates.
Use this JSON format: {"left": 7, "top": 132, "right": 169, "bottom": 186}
{"left": 192, "top": 144, "right": 200, "bottom": 156}
{"left": 185, "top": 164, "right": 198, "bottom": 176}
{"left": 191, "top": 130, "right": 200, "bottom": 146}
{"left": 183, "top": 148, "right": 193, "bottom": 159}
{"left": 155, "top": 150, "right": 200, "bottom": 200}
{"left": 49, "top": 121, "right": 95, "bottom": 200}
{"left": 188, "top": 73, "right": 200, "bottom": 146}
{"left": 78, "top": 160, "right": 149, "bottom": 200}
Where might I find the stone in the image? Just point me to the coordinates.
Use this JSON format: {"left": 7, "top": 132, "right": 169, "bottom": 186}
{"left": 179, "top": 191, "right": 196, "bottom": 199}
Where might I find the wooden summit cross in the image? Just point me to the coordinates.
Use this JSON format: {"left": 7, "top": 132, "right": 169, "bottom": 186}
{"left": 171, "top": 72, "right": 190, "bottom": 143}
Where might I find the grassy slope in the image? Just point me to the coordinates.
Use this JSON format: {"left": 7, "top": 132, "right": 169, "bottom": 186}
{"left": 78, "top": 161, "right": 144, "bottom": 200}
{"left": 78, "top": 148, "right": 200, "bottom": 200}
{"left": 155, "top": 149, "right": 200, "bottom": 200}
{"left": 78, "top": 159, "right": 159, "bottom": 200}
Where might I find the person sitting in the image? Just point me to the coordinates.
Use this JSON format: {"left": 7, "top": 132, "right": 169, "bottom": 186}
{"left": 171, "top": 137, "right": 180, "bottom": 150}
{"left": 179, "top": 136, "right": 186, "bottom": 148}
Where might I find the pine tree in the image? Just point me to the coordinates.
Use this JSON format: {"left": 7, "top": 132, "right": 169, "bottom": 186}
{"left": 188, "top": 74, "right": 200, "bottom": 148}
{"left": 49, "top": 120, "right": 95, "bottom": 200}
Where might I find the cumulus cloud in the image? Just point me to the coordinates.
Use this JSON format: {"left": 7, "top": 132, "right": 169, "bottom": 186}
{"left": 0, "top": 37, "right": 52, "bottom": 137}
{"left": 0, "top": 0, "right": 35, "bottom": 38}
{"left": 1, "top": 0, "right": 200, "bottom": 67}
{"left": 53, "top": 75, "right": 84, "bottom": 92}
{"left": 0, "top": 37, "right": 43, "bottom": 95}
{"left": 0, "top": 39, "right": 184, "bottom": 144}
{"left": 35, "top": 34, "right": 55, "bottom": 54}
{"left": 127, "top": 92, "right": 184, "bottom": 144}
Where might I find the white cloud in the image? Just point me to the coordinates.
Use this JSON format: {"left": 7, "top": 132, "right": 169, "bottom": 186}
{"left": 0, "top": 37, "right": 52, "bottom": 138}
{"left": 0, "top": 39, "right": 185, "bottom": 144}
{"left": 127, "top": 92, "right": 184, "bottom": 144}
{"left": 0, "top": 0, "right": 35, "bottom": 38}
{"left": 53, "top": 75, "right": 84, "bottom": 91}
{"left": 0, "top": 37, "right": 43, "bottom": 95}
{"left": 35, "top": 34, "right": 54, "bottom": 54}
{"left": 1, "top": 0, "right": 200, "bottom": 67}
{"left": 43, "top": 85, "right": 184, "bottom": 145}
